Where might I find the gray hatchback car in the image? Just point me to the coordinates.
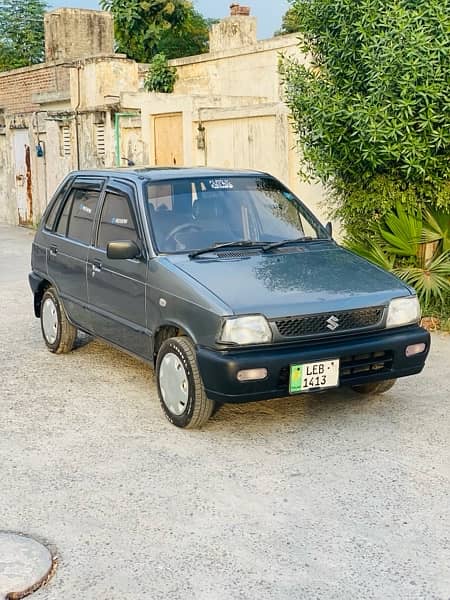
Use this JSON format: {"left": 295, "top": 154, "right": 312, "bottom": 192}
{"left": 30, "top": 168, "right": 430, "bottom": 428}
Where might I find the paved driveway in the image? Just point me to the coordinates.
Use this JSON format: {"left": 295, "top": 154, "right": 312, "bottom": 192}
{"left": 1, "top": 223, "right": 449, "bottom": 600}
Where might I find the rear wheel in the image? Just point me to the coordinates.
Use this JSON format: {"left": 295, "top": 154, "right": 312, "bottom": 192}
{"left": 156, "top": 337, "right": 215, "bottom": 428}
{"left": 351, "top": 379, "right": 397, "bottom": 395}
{"left": 40, "top": 287, "right": 77, "bottom": 354}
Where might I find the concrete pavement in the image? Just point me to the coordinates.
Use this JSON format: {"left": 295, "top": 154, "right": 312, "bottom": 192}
{"left": 1, "top": 223, "right": 449, "bottom": 600}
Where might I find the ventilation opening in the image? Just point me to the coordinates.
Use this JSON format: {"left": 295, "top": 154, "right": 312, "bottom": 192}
{"left": 60, "top": 125, "right": 71, "bottom": 158}
{"left": 95, "top": 123, "right": 106, "bottom": 157}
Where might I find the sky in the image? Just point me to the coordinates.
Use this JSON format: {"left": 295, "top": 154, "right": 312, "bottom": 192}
{"left": 50, "top": 1, "right": 290, "bottom": 40}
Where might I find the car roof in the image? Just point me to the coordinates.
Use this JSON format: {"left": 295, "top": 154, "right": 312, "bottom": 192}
{"left": 69, "top": 166, "right": 271, "bottom": 182}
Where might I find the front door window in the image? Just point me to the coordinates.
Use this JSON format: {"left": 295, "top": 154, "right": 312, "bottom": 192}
{"left": 97, "top": 191, "right": 139, "bottom": 250}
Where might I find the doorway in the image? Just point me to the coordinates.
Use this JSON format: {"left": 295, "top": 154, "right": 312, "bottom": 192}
{"left": 153, "top": 113, "right": 184, "bottom": 166}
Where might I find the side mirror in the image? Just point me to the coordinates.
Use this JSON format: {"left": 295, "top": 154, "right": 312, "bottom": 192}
{"left": 107, "top": 240, "right": 140, "bottom": 260}
{"left": 325, "top": 222, "right": 333, "bottom": 237}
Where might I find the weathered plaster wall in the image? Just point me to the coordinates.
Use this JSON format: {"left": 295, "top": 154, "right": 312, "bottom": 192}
{"left": 72, "top": 57, "right": 139, "bottom": 111}
{"left": 209, "top": 16, "right": 257, "bottom": 52}
{"left": 0, "top": 133, "right": 13, "bottom": 224}
{"left": 170, "top": 34, "right": 303, "bottom": 100}
{"left": 44, "top": 8, "right": 114, "bottom": 62}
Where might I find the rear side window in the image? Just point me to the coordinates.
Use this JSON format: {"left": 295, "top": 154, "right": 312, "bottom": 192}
{"left": 97, "top": 189, "right": 139, "bottom": 250}
{"left": 67, "top": 189, "right": 99, "bottom": 244}
{"left": 44, "top": 178, "right": 72, "bottom": 231}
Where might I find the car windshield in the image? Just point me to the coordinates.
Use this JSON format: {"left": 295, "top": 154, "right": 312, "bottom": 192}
{"left": 144, "top": 176, "right": 328, "bottom": 254}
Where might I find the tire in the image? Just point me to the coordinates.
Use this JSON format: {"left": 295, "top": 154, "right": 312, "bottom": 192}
{"left": 40, "top": 287, "right": 77, "bottom": 354}
{"left": 351, "top": 379, "right": 397, "bottom": 395}
{"left": 156, "top": 336, "right": 215, "bottom": 429}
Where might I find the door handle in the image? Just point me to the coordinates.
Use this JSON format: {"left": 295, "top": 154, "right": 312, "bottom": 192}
{"left": 92, "top": 259, "right": 102, "bottom": 274}
{"left": 49, "top": 244, "right": 58, "bottom": 256}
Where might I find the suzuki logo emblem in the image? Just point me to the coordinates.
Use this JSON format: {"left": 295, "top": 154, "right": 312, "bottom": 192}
{"left": 326, "top": 315, "right": 340, "bottom": 331}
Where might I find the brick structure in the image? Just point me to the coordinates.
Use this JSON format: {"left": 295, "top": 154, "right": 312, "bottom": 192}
{"left": 0, "top": 63, "right": 70, "bottom": 115}
{"left": 230, "top": 4, "right": 251, "bottom": 16}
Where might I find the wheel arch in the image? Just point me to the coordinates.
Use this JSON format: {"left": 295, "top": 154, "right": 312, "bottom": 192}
{"left": 33, "top": 278, "right": 52, "bottom": 318}
{"left": 152, "top": 322, "right": 192, "bottom": 364}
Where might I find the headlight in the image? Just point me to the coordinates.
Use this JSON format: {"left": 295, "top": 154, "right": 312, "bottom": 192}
{"left": 386, "top": 296, "right": 421, "bottom": 328}
{"left": 219, "top": 315, "right": 272, "bottom": 345}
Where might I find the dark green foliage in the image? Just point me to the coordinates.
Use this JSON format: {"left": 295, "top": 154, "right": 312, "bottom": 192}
{"left": 275, "top": 7, "right": 301, "bottom": 35}
{"left": 99, "top": 0, "right": 211, "bottom": 62}
{"left": 0, "top": 0, "right": 46, "bottom": 72}
{"left": 282, "top": 0, "right": 450, "bottom": 238}
{"left": 144, "top": 53, "right": 177, "bottom": 92}
{"left": 157, "top": 14, "right": 217, "bottom": 58}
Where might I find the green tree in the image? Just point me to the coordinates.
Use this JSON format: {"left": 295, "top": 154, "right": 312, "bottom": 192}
{"left": 282, "top": 0, "right": 450, "bottom": 238}
{"left": 0, "top": 0, "right": 46, "bottom": 72}
{"left": 99, "top": 0, "right": 211, "bottom": 62}
{"left": 275, "top": 7, "right": 300, "bottom": 35}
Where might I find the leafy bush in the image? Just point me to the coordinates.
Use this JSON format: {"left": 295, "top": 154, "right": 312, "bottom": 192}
{"left": 282, "top": 0, "right": 450, "bottom": 238}
{"left": 144, "top": 53, "right": 177, "bottom": 93}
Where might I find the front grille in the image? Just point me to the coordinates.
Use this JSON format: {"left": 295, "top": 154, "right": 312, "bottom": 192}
{"left": 276, "top": 350, "right": 393, "bottom": 390}
{"left": 339, "top": 350, "right": 393, "bottom": 380}
{"left": 274, "top": 307, "right": 384, "bottom": 338}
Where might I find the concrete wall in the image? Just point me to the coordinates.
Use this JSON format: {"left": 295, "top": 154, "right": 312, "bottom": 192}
{"left": 44, "top": 8, "right": 114, "bottom": 62}
{"left": 70, "top": 56, "right": 139, "bottom": 111}
{"left": 0, "top": 132, "right": 12, "bottom": 224}
{"left": 209, "top": 16, "right": 257, "bottom": 52}
{"left": 170, "top": 34, "right": 303, "bottom": 101}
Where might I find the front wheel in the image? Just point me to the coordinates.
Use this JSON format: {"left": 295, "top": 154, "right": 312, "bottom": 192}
{"left": 156, "top": 337, "right": 215, "bottom": 428}
{"left": 351, "top": 379, "right": 397, "bottom": 395}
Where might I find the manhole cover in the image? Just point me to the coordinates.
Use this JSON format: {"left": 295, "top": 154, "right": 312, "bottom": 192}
{"left": 0, "top": 533, "right": 56, "bottom": 599}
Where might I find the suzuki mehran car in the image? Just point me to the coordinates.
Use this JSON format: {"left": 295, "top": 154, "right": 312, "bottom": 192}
{"left": 30, "top": 168, "right": 430, "bottom": 428}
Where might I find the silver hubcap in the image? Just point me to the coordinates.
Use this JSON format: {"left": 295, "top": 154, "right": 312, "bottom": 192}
{"left": 42, "top": 297, "right": 58, "bottom": 344}
{"left": 159, "top": 352, "right": 189, "bottom": 416}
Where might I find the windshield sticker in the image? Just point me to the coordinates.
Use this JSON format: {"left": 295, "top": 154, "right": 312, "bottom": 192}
{"left": 283, "top": 192, "right": 295, "bottom": 201}
{"left": 209, "top": 179, "right": 234, "bottom": 190}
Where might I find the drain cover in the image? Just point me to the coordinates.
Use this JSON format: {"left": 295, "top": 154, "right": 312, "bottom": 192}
{"left": 0, "top": 533, "right": 56, "bottom": 599}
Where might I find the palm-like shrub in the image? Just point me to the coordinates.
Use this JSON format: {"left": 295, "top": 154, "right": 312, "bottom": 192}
{"left": 346, "top": 206, "right": 450, "bottom": 308}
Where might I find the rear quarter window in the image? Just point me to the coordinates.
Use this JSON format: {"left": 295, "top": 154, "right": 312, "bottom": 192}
{"left": 44, "top": 178, "right": 72, "bottom": 231}
{"left": 53, "top": 178, "right": 103, "bottom": 242}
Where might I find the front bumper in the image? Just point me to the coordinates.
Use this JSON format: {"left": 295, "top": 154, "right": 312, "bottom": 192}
{"left": 196, "top": 326, "right": 430, "bottom": 403}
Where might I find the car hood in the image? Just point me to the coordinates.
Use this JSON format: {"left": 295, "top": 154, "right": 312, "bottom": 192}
{"left": 169, "top": 243, "right": 412, "bottom": 318}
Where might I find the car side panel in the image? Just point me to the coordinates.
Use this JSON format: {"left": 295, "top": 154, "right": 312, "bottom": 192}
{"left": 45, "top": 232, "right": 90, "bottom": 328}
{"left": 87, "top": 248, "right": 150, "bottom": 359}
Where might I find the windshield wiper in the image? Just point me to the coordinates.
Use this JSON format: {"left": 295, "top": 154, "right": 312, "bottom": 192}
{"left": 189, "top": 240, "right": 269, "bottom": 259}
{"left": 262, "top": 237, "right": 326, "bottom": 252}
